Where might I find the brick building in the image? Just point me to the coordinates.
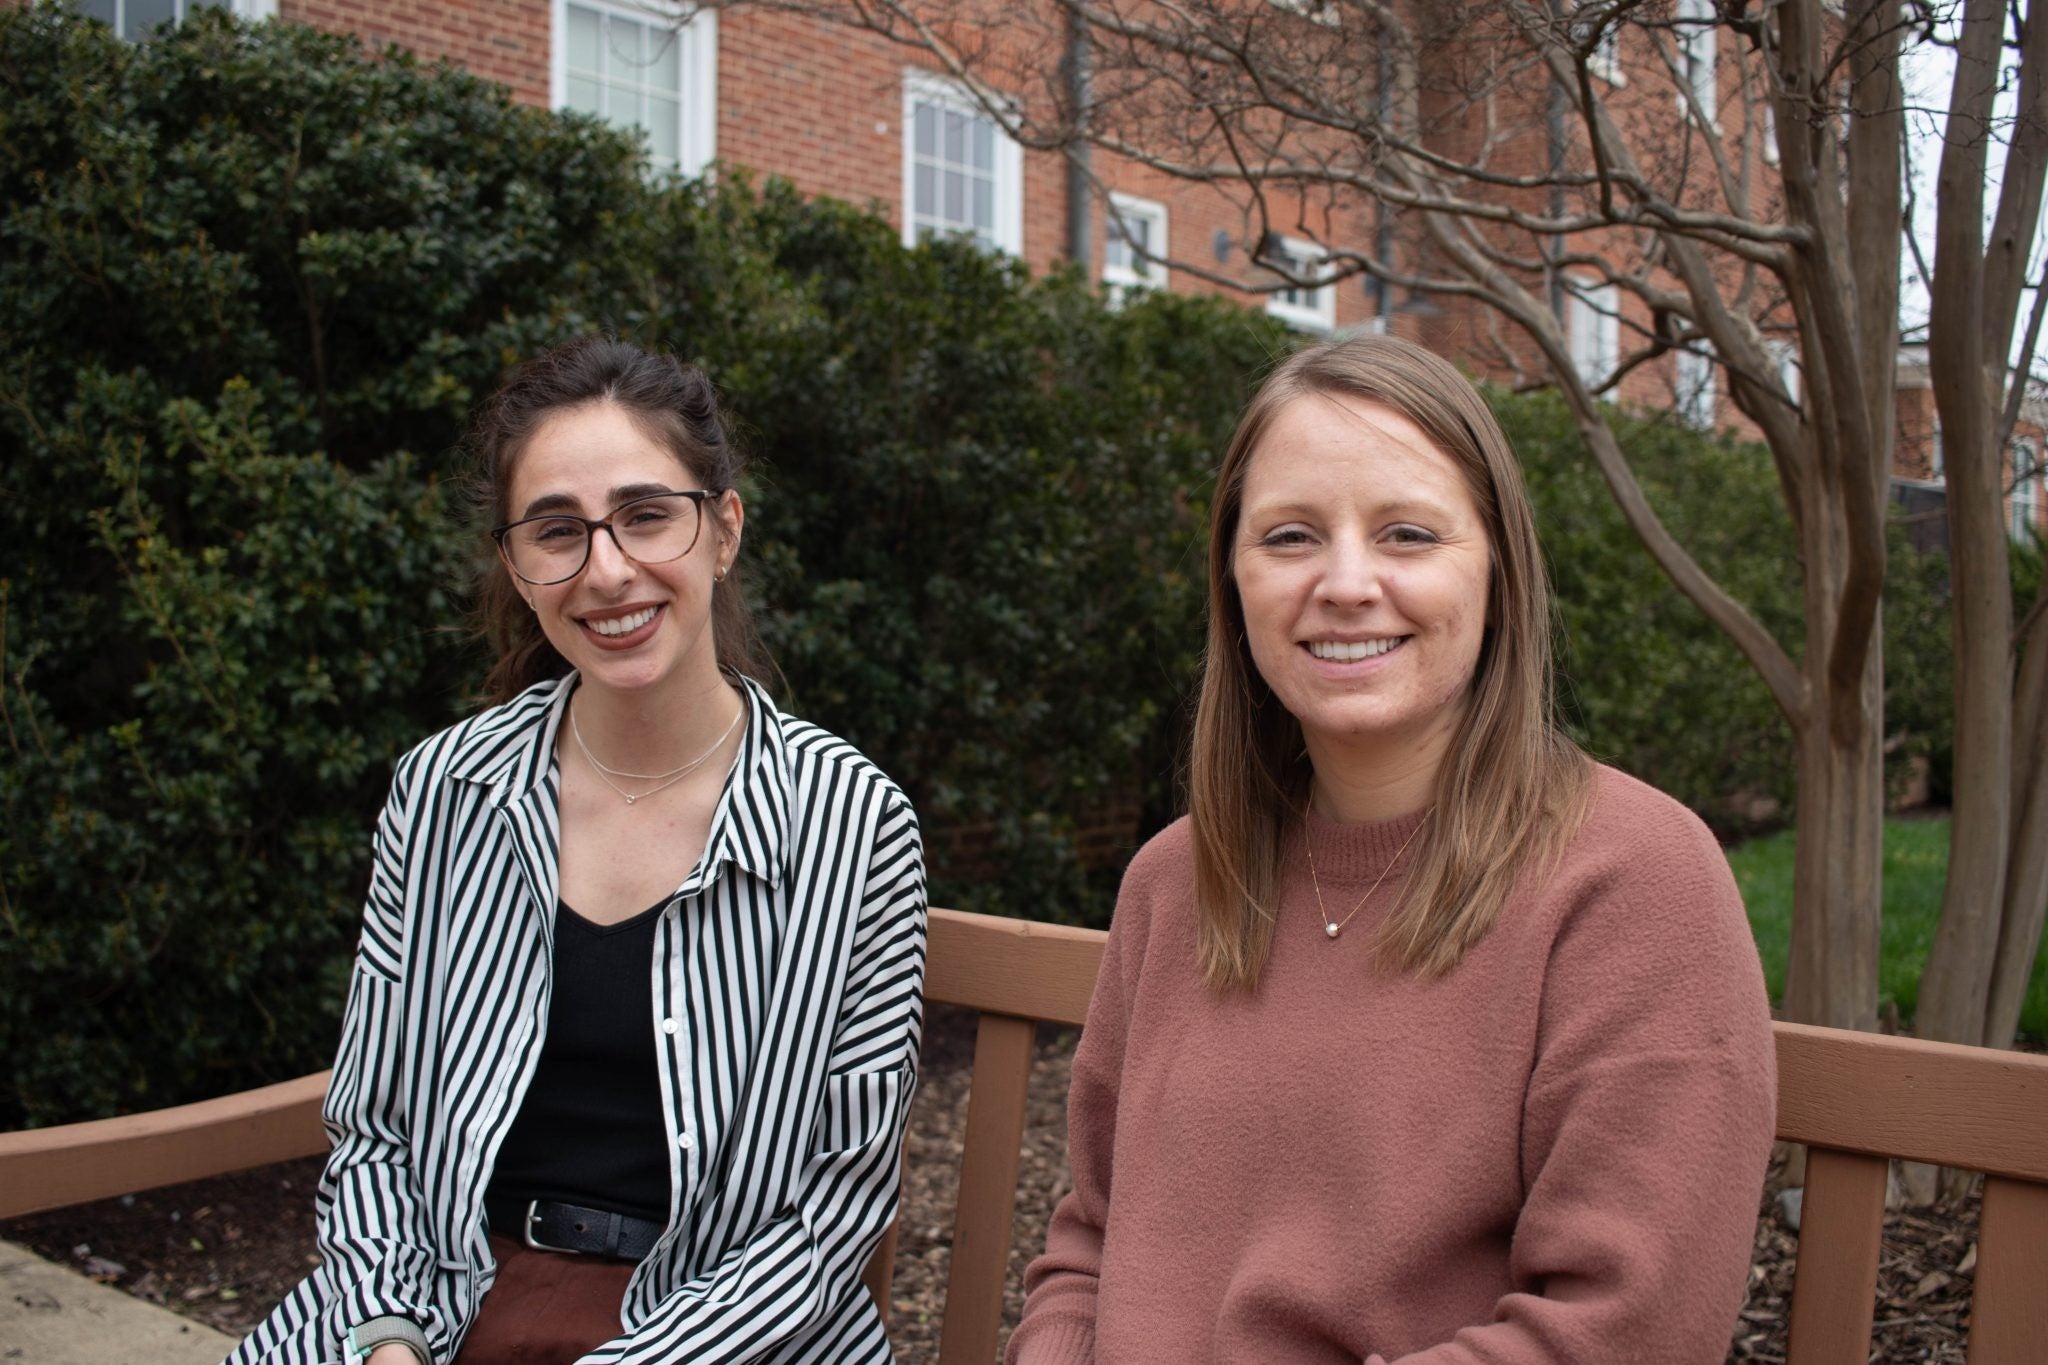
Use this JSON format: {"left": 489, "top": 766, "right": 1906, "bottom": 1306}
{"left": 63, "top": 0, "right": 2048, "bottom": 541}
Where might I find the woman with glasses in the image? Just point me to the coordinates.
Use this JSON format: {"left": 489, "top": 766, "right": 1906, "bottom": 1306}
{"left": 230, "top": 337, "right": 926, "bottom": 1365}
{"left": 1006, "top": 335, "right": 1775, "bottom": 1364}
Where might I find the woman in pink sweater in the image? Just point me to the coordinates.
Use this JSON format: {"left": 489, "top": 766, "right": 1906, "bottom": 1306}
{"left": 1008, "top": 335, "right": 1777, "bottom": 1364}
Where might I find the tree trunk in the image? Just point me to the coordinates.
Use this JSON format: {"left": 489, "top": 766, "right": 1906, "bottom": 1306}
{"left": 1916, "top": 447, "right": 2016, "bottom": 1051}
{"left": 1986, "top": 618, "right": 2048, "bottom": 1048}
{"left": 1783, "top": 533, "right": 1884, "bottom": 1035}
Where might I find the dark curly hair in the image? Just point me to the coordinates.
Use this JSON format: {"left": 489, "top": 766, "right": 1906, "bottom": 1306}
{"left": 468, "top": 337, "right": 772, "bottom": 704}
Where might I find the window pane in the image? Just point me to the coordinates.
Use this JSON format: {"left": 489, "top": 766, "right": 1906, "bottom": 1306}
{"left": 647, "top": 95, "right": 679, "bottom": 165}
{"left": 651, "top": 34, "right": 681, "bottom": 97}
{"left": 77, "top": 0, "right": 116, "bottom": 24}
{"left": 972, "top": 176, "right": 993, "bottom": 231}
{"left": 126, "top": 0, "right": 175, "bottom": 38}
{"left": 914, "top": 101, "right": 937, "bottom": 158}
{"left": 568, "top": 5, "right": 600, "bottom": 75}
{"left": 1105, "top": 225, "right": 1129, "bottom": 271}
{"left": 914, "top": 162, "right": 936, "bottom": 218}
{"left": 973, "top": 118, "right": 994, "bottom": 168}
{"left": 944, "top": 109, "right": 966, "bottom": 164}
{"left": 608, "top": 16, "right": 643, "bottom": 75}
{"left": 943, "top": 167, "right": 965, "bottom": 224}
{"left": 566, "top": 75, "right": 601, "bottom": 115}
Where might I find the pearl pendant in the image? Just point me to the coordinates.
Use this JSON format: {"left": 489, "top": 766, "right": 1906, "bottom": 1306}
{"left": 625, "top": 794, "right": 637, "bottom": 805}
{"left": 1325, "top": 923, "right": 1341, "bottom": 939}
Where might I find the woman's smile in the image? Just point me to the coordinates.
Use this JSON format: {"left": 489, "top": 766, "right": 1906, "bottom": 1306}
{"left": 1303, "top": 635, "right": 1409, "bottom": 664}
{"left": 578, "top": 602, "right": 665, "bottom": 645}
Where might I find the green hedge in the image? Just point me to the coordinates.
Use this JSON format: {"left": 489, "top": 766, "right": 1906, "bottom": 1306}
{"left": 0, "top": 6, "right": 1280, "bottom": 1126}
{"left": 1499, "top": 392, "right": 1954, "bottom": 829}
{"left": 0, "top": 6, "right": 667, "bottom": 1126}
{"left": 0, "top": 4, "right": 1964, "bottom": 1127}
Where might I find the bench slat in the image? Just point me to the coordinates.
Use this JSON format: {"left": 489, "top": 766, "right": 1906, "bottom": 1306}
{"left": 0, "top": 1071, "right": 329, "bottom": 1220}
{"left": 1968, "top": 1175, "right": 2048, "bottom": 1363}
{"left": 926, "top": 910, "right": 1102, "bottom": 1028}
{"left": 1785, "top": 1146, "right": 1887, "bottom": 1364}
{"left": 1775, "top": 1024, "right": 2048, "bottom": 1181}
{"left": 939, "top": 1012, "right": 1036, "bottom": 1365}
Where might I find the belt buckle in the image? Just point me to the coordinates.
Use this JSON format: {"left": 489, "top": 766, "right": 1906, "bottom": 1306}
{"left": 521, "top": 1199, "right": 584, "bottom": 1256}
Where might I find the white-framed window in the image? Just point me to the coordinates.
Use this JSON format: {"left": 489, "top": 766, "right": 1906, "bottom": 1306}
{"left": 1676, "top": 0, "right": 1718, "bottom": 125}
{"left": 1567, "top": 280, "right": 1620, "bottom": 392}
{"left": 551, "top": 0, "right": 718, "bottom": 178}
{"left": 2013, "top": 440, "right": 2041, "bottom": 539}
{"left": 74, "top": 0, "right": 274, "bottom": 39}
{"left": 1674, "top": 345, "right": 1716, "bottom": 428}
{"left": 1260, "top": 234, "right": 1337, "bottom": 332}
{"left": 1102, "top": 193, "right": 1168, "bottom": 297}
{"left": 902, "top": 70, "right": 1024, "bottom": 256}
{"left": 1572, "top": 3, "right": 1625, "bottom": 85}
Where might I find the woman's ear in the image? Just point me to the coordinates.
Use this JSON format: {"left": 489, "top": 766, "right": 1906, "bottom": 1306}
{"left": 714, "top": 488, "right": 745, "bottom": 575}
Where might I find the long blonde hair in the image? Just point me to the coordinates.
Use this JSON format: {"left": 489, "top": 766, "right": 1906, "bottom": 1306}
{"left": 1189, "top": 335, "right": 1589, "bottom": 990}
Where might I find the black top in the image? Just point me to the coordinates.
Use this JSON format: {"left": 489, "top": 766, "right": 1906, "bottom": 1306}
{"left": 486, "top": 898, "right": 673, "bottom": 1225}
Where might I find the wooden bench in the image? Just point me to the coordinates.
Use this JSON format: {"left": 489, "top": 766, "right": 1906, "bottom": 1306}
{"left": 4, "top": 906, "right": 2046, "bottom": 1362}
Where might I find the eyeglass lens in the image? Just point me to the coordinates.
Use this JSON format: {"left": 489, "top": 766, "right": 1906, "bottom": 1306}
{"left": 502, "top": 493, "right": 703, "bottom": 585}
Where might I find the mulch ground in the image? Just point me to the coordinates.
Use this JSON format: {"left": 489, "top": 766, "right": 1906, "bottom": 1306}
{"left": 2, "top": 1005, "right": 1984, "bottom": 1363}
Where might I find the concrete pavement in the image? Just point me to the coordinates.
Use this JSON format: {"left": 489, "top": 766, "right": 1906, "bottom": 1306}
{"left": 0, "top": 1238, "right": 231, "bottom": 1364}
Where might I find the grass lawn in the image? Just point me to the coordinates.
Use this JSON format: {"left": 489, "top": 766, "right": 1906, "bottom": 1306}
{"left": 1727, "top": 815, "right": 2048, "bottom": 1043}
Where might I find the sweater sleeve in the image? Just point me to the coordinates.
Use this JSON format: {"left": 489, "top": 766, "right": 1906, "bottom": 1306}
{"left": 1003, "top": 849, "right": 1162, "bottom": 1365}
{"left": 1368, "top": 804, "right": 1776, "bottom": 1365}
{"left": 576, "top": 793, "right": 928, "bottom": 1365}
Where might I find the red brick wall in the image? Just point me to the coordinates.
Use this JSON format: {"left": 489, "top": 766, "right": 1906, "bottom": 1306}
{"left": 280, "top": 0, "right": 550, "bottom": 106}
{"left": 248, "top": 0, "right": 1849, "bottom": 455}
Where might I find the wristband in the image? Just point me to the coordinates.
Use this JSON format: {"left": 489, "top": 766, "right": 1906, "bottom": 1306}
{"left": 348, "top": 1316, "right": 430, "bottom": 1364}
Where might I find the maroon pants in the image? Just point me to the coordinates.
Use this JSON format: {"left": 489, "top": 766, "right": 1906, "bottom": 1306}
{"left": 453, "top": 1234, "right": 638, "bottom": 1365}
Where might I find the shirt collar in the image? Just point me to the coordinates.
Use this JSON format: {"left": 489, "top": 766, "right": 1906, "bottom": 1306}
{"left": 696, "top": 674, "right": 790, "bottom": 889}
{"left": 445, "top": 672, "right": 789, "bottom": 889}
{"left": 445, "top": 676, "right": 573, "bottom": 797}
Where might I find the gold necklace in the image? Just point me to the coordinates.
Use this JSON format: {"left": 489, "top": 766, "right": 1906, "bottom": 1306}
{"left": 570, "top": 699, "right": 744, "bottom": 806}
{"left": 1303, "top": 810, "right": 1430, "bottom": 940}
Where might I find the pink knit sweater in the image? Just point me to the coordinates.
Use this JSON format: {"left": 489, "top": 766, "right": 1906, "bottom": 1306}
{"left": 1007, "top": 764, "right": 1776, "bottom": 1365}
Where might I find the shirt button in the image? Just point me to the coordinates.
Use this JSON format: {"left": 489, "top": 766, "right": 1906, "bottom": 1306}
{"left": 661, "top": 1017, "right": 679, "bottom": 1035}
{"left": 677, "top": 1130, "right": 694, "bottom": 1150}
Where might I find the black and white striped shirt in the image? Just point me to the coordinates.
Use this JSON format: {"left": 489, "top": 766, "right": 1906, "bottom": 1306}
{"left": 229, "top": 674, "right": 927, "bottom": 1365}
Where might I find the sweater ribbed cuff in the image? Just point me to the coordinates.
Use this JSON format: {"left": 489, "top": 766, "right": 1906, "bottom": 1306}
{"left": 1006, "top": 1313, "right": 1096, "bottom": 1365}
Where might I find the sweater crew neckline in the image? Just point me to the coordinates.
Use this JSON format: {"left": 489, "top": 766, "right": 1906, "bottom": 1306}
{"left": 1292, "top": 805, "right": 1430, "bottom": 885}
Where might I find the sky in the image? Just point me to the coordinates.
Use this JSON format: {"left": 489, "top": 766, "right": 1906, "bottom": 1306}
{"left": 1898, "top": 20, "right": 2046, "bottom": 373}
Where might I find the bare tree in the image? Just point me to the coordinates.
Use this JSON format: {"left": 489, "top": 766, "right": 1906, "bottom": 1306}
{"left": 1915, "top": 0, "right": 2048, "bottom": 1061}
{"left": 721, "top": 0, "right": 2047, "bottom": 1058}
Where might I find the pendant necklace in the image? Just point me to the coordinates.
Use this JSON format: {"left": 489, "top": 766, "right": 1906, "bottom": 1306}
{"left": 1304, "top": 809, "right": 1430, "bottom": 940}
{"left": 571, "top": 698, "right": 744, "bottom": 805}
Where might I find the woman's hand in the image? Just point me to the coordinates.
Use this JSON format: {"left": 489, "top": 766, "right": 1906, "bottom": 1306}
{"left": 366, "top": 1345, "right": 424, "bottom": 1365}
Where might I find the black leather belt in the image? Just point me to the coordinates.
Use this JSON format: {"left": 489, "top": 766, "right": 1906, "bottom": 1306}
{"left": 485, "top": 1196, "right": 664, "bottom": 1261}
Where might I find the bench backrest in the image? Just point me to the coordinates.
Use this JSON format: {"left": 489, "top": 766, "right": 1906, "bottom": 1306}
{"left": 4, "top": 906, "right": 2046, "bottom": 1363}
